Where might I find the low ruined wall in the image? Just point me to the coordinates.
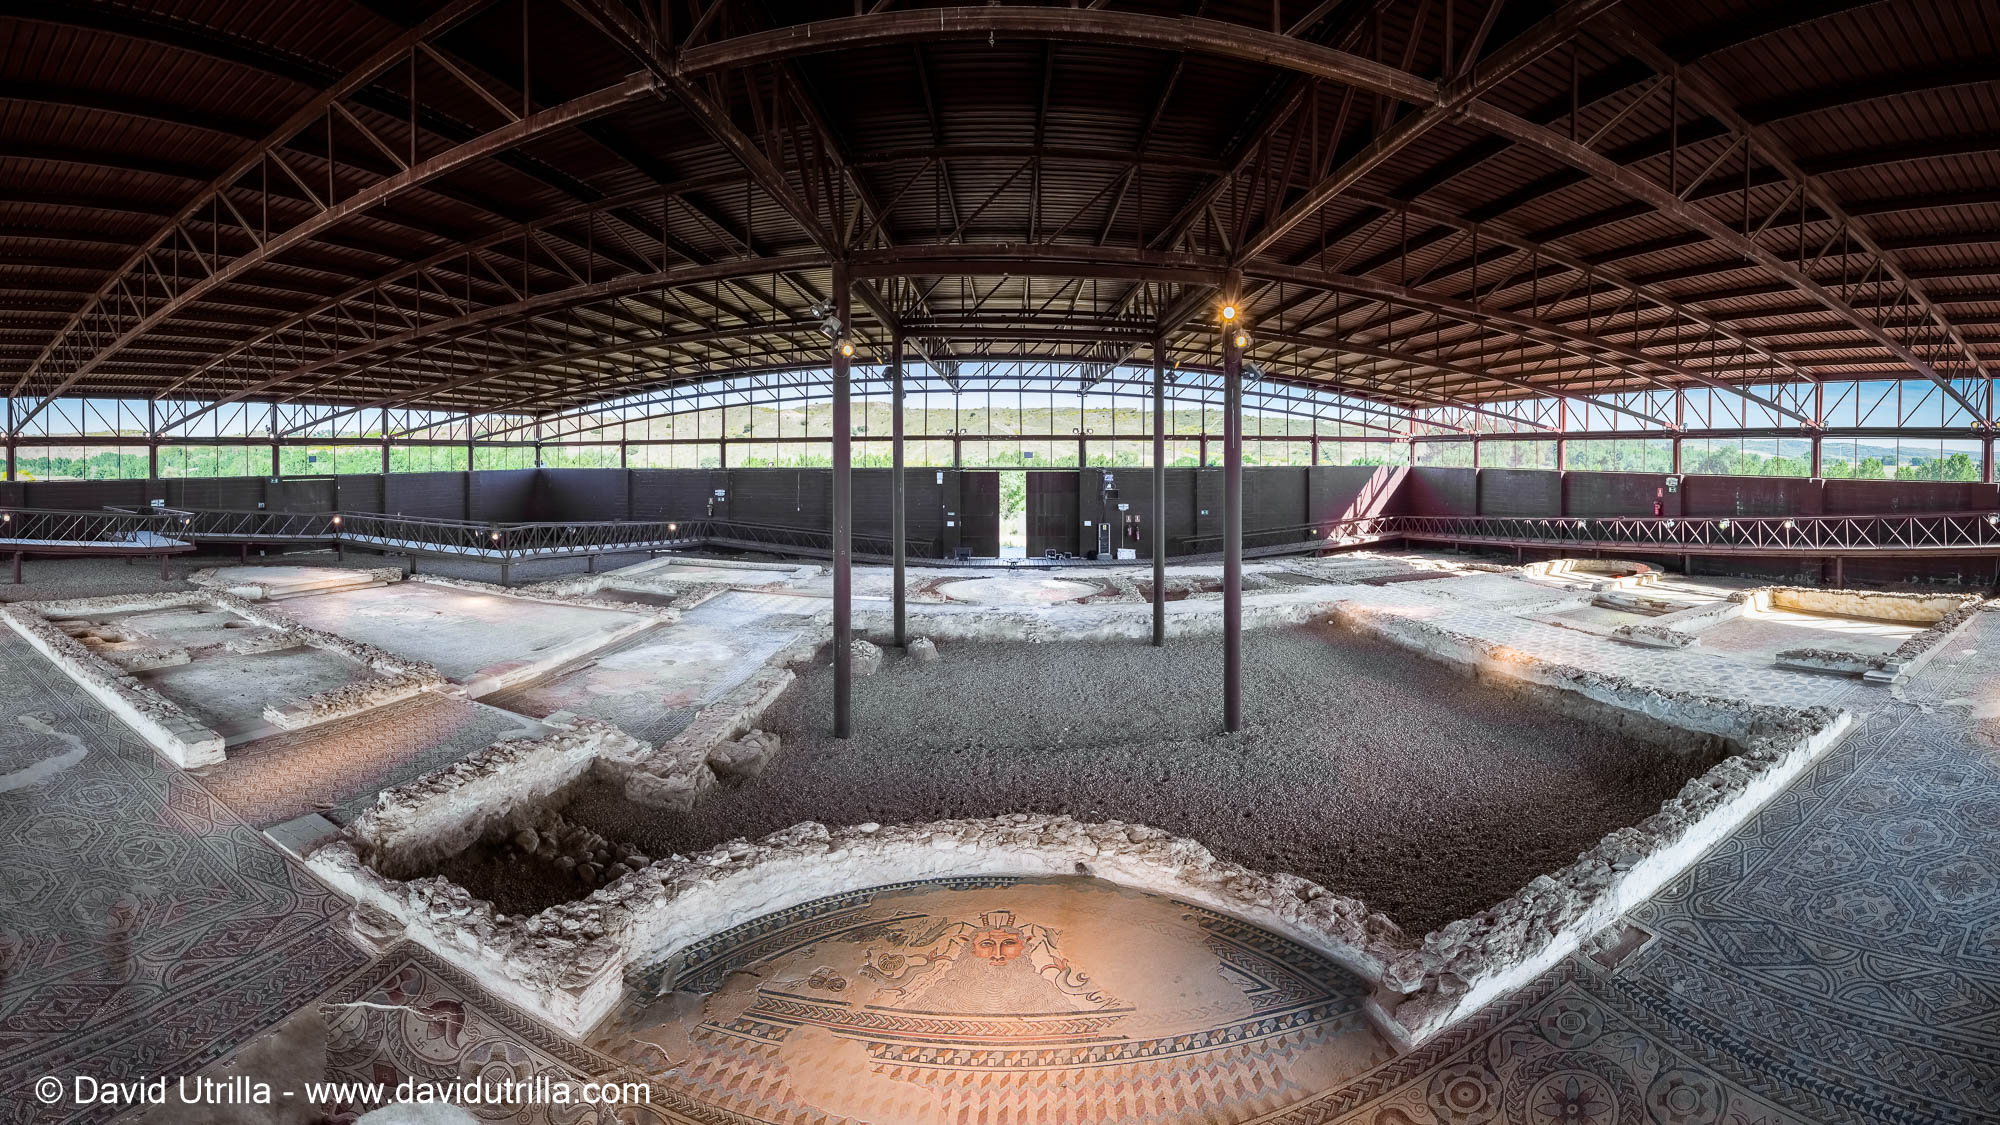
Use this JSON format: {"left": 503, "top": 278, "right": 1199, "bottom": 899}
{"left": 190, "top": 565, "right": 406, "bottom": 600}
{"left": 349, "top": 720, "right": 646, "bottom": 879}
{"left": 0, "top": 602, "right": 225, "bottom": 767}
{"left": 406, "top": 574, "right": 681, "bottom": 620}
{"left": 1324, "top": 600, "right": 1851, "bottom": 1046}
{"left": 1613, "top": 593, "right": 1747, "bottom": 648}
{"left": 1767, "top": 586, "right": 1969, "bottom": 624}
{"left": 6, "top": 589, "right": 449, "bottom": 765}
{"left": 309, "top": 815, "right": 1418, "bottom": 1040}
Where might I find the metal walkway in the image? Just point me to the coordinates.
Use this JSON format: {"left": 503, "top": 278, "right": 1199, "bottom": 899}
{"left": 7, "top": 505, "right": 2000, "bottom": 584}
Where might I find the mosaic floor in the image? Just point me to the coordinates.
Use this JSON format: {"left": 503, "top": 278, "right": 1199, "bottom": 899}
{"left": 0, "top": 631, "right": 366, "bottom": 1125}
{"left": 2, "top": 558, "right": 1996, "bottom": 1123}
{"left": 593, "top": 877, "right": 1390, "bottom": 1125}
{"left": 193, "top": 697, "right": 544, "bottom": 828}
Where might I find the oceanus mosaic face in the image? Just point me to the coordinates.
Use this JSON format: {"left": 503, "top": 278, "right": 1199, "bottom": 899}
{"left": 592, "top": 877, "right": 1391, "bottom": 1125}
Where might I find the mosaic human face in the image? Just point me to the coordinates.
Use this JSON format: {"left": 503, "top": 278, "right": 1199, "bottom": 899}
{"left": 969, "top": 928, "right": 1027, "bottom": 966}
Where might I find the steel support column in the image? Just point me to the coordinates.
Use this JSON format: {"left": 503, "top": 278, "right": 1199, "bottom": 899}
{"left": 1152, "top": 337, "right": 1166, "bottom": 647}
{"left": 832, "top": 265, "right": 854, "bottom": 739}
{"left": 1222, "top": 317, "right": 1244, "bottom": 733}
{"left": 891, "top": 331, "right": 907, "bottom": 649}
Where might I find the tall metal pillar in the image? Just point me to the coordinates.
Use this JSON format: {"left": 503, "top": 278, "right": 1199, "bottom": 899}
{"left": 1222, "top": 311, "right": 1244, "bottom": 733}
{"left": 831, "top": 265, "right": 854, "bottom": 739}
{"left": 891, "top": 331, "right": 907, "bottom": 649}
{"left": 1151, "top": 337, "right": 1166, "bottom": 647}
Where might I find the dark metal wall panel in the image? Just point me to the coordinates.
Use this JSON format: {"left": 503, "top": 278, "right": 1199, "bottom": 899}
{"left": 1824, "top": 479, "right": 1997, "bottom": 515}
{"left": 629, "top": 469, "right": 711, "bottom": 520}
{"left": 1405, "top": 468, "right": 1477, "bottom": 516}
{"left": 727, "top": 469, "right": 826, "bottom": 528}
{"left": 1478, "top": 468, "right": 1563, "bottom": 517}
{"left": 385, "top": 472, "right": 468, "bottom": 519}
{"left": 523, "top": 468, "right": 610, "bottom": 522}
{"left": 1563, "top": 472, "right": 1667, "bottom": 517}
{"left": 166, "top": 476, "right": 265, "bottom": 511}
{"left": 1164, "top": 468, "right": 1199, "bottom": 548}
{"left": 1681, "top": 476, "right": 1823, "bottom": 518}
{"left": 1027, "top": 471, "right": 1080, "bottom": 556}
{"left": 1308, "top": 466, "right": 1402, "bottom": 522}
{"left": 1245, "top": 467, "right": 1306, "bottom": 532}
{"left": 273, "top": 479, "right": 336, "bottom": 513}
{"left": 1191, "top": 469, "right": 1222, "bottom": 547}
{"left": 959, "top": 471, "right": 1001, "bottom": 556}
{"left": 21, "top": 480, "right": 153, "bottom": 510}
{"left": 334, "top": 475, "right": 385, "bottom": 513}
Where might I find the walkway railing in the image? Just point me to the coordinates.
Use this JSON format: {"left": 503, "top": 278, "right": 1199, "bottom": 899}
{"left": 1177, "top": 511, "right": 2000, "bottom": 559}
{"left": 1388, "top": 511, "right": 2000, "bottom": 556}
{"left": 9, "top": 503, "right": 2000, "bottom": 586}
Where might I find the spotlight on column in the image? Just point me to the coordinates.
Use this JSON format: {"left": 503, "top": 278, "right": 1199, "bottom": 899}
{"left": 839, "top": 339, "right": 855, "bottom": 358}
{"left": 810, "top": 301, "right": 843, "bottom": 340}
{"left": 1221, "top": 303, "right": 1238, "bottom": 322}
{"left": 1234, "top": 331, "right": 1249, "bottom": 349}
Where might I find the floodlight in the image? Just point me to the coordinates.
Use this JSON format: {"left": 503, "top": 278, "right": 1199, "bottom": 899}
{"left": 1221, "top": 304, "right": 1238, "bottom": 321}
{"left": 839, "top": 339, "right": 855, "bottom": 358}
{"left": 1234, "top": 332, "right": 1249, "bottom": 349}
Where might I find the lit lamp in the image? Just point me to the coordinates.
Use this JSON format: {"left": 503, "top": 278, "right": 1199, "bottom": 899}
{"left": 839, "top": 339, "right": 855, "bottom": 358}
{"left": 330, "top": 515, "right": 342, "bottom": 526}
{"left": 1221, "top": 303, "right": 1238, "bottom": 322}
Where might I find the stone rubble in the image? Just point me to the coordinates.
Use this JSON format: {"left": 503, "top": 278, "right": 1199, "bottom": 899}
{"left": 907, "top": 636, "right": 940, "bottom": 662}
{"left": 706, "top": 729, "right": 780, "bottom": 780}
{"left": 847, "top": 637, "right": 884, "bottom": 676}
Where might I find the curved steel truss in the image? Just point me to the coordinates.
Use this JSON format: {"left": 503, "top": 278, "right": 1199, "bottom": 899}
{"left": 4, "top": 0, "right": 1998, "bottom": 452}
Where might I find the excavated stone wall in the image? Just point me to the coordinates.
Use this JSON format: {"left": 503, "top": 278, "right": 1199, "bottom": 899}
{"left": 405, "top": 573, "right": 682, "bottom": 620}
{"left": 3, "top": 589, "right": 449, "bottom": 766}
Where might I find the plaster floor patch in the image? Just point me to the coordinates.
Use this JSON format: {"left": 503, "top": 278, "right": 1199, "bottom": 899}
{"left": 934, "top": 576, "right": 1102, "bottom": 605}
{"left": 140, "top": 645, "right": 383, "bottom": 743}
{"left": 271, "top": 581, "right": 652, "bottom": 683}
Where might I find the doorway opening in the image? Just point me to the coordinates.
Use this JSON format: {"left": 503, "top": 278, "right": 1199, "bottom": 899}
{"left": 999, "top": 473, "right": 1027, "bottom": 557}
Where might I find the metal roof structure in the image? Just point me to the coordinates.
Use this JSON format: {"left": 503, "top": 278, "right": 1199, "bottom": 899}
{"left": 3, "top": 0, "right": 1997, "bottom": 432}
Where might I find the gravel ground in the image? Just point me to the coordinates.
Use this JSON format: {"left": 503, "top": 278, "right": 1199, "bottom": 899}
{"left": 560, "top": 623, "right": 1722, "bottom": 934}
